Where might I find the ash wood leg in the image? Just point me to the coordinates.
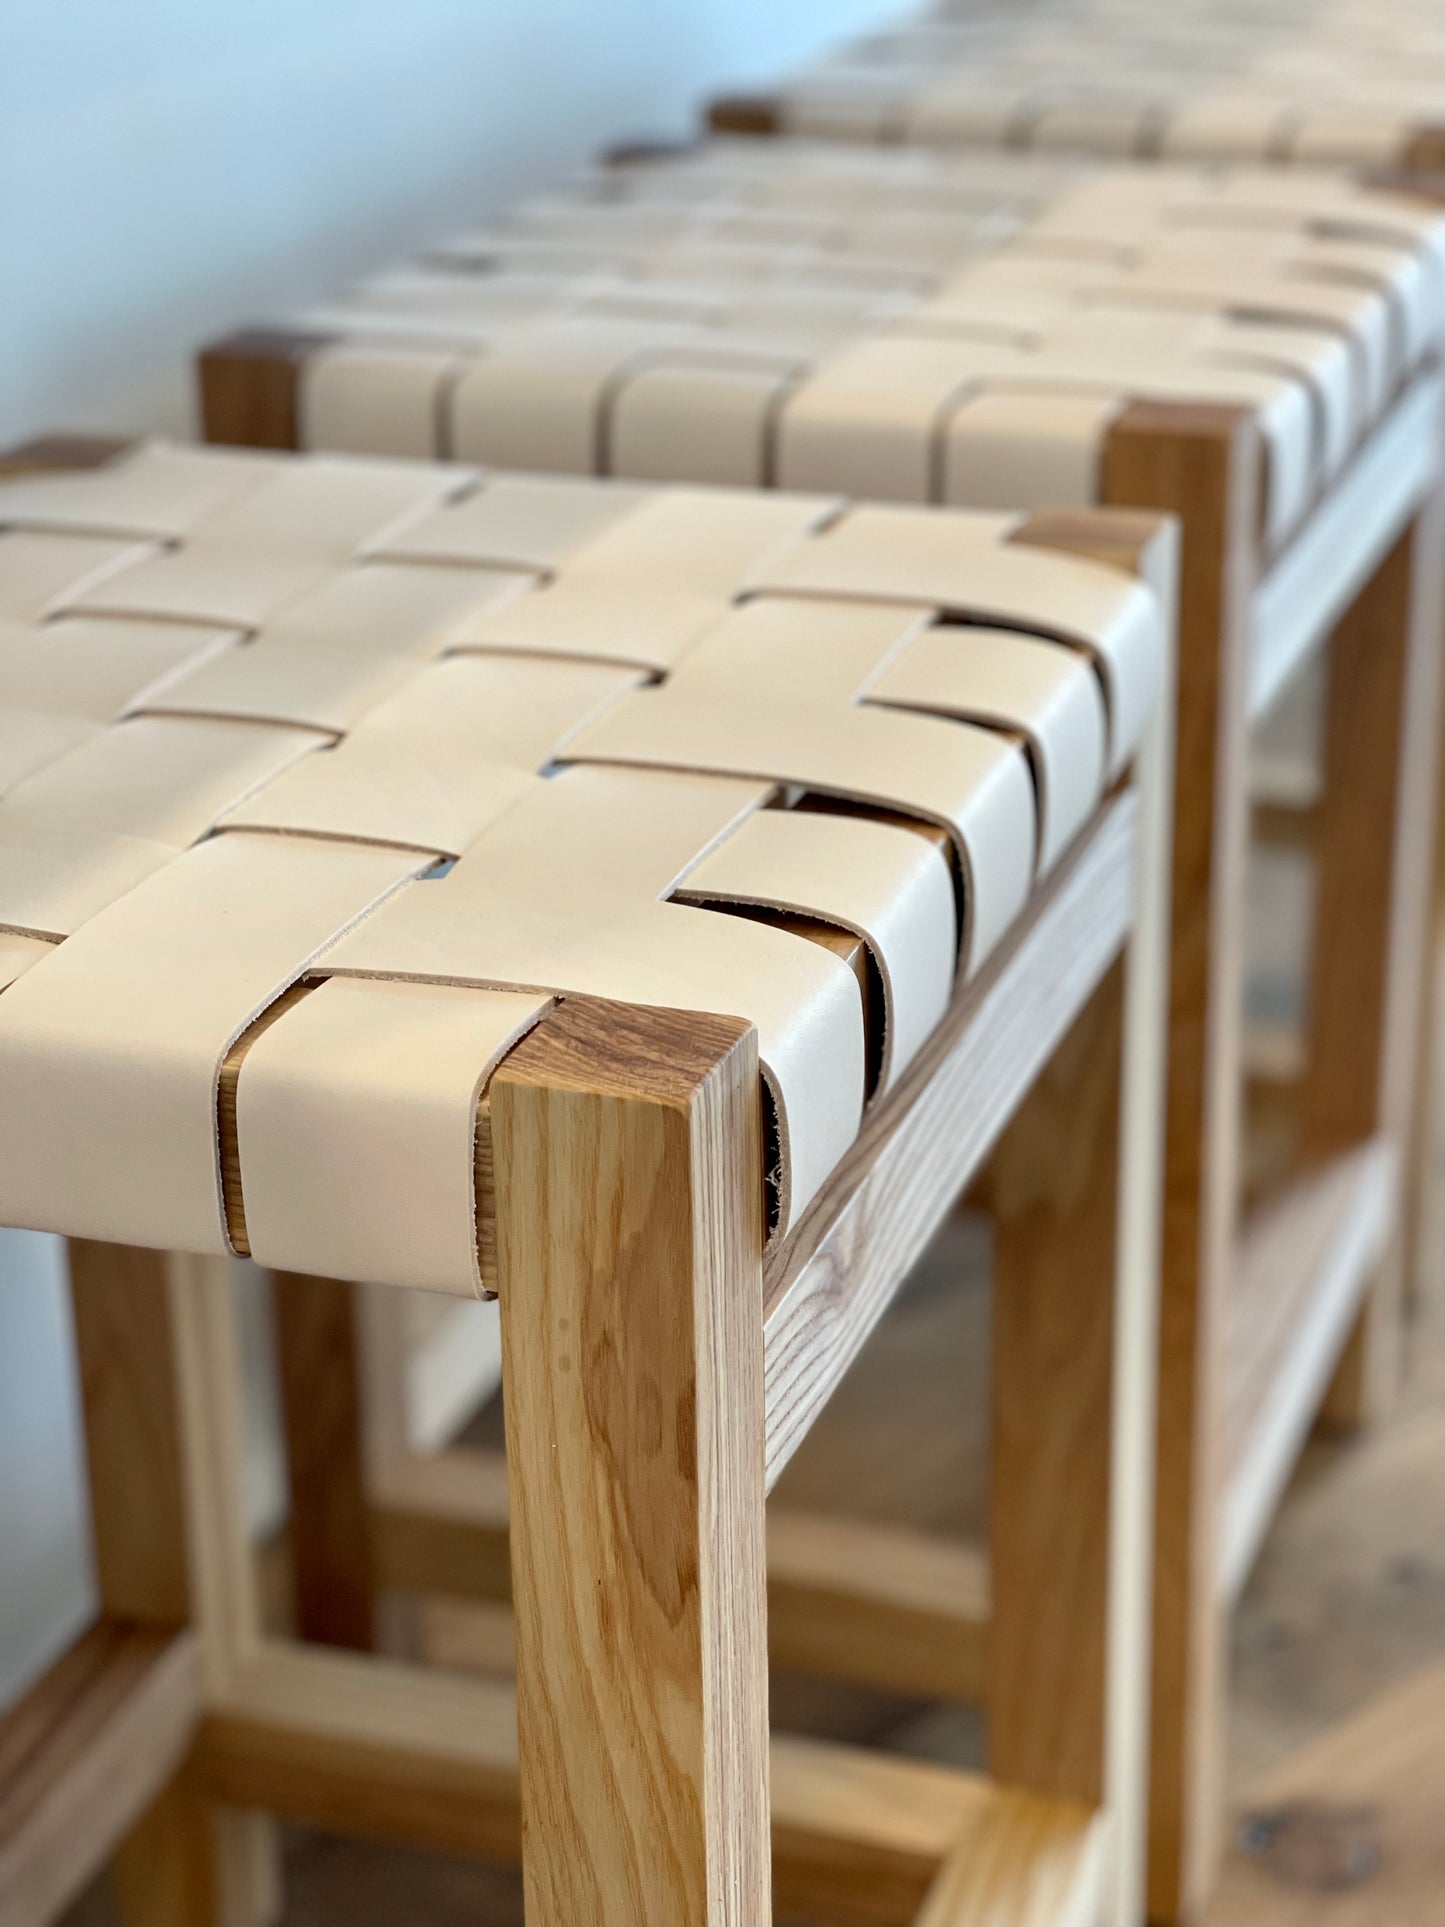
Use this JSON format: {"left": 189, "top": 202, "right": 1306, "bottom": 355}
{"left": 987, "top": 957, "right": 1147, "bottom": 1927}
{"left": 108, "top": 1776, "right": 228, "bottom": 1927}
{"left": 493, "top": 1000, "right": 769, "bottom": 1927}
{"left": 198, "top": 331, "right": 324, "bottom": 451}
{"left": 1304, "top": 505, "right": 1445, "bottom": 1425}
{"left": 165, "top": 1253, "right": 282, "bottom": 1927}
{"left": 1411, "top": 787, "right": 1445, "bottom": 1317}
{"left": 65, "top": 1241, "right": 225, "bottom": 1927}
{"left": 1101, "top": 406, "right": 1260, "bottom": 1923}
{"left": 271, "top": 1271, "right": 377, "bottom": 1651}
{"left": 988, "top": 966, "right": 1123, "bottom": 1782}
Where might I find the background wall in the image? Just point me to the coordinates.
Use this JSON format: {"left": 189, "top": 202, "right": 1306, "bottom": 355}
{"left": 0, "top": 0, "right": 900, "bottom": 1703}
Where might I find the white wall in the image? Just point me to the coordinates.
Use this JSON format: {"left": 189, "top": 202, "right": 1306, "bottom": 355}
{"left": 0, "top": 0, "right": 896, "bottom": 442}
{"left": 0, "top": 0, "right": 900, "bottom": 1704}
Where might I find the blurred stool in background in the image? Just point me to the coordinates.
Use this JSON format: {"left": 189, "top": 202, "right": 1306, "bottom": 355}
{"left": 200, "top": 140, "right": 1445, "bottom": 1923}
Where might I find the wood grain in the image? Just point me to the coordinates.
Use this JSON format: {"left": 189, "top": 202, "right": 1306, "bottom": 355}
{"left": 988, "top": 962, "right": 1123, "bottom": 1808}
{"left": 1102, "top": 400, "right": 1261, "bottom": 1924}
{"left": 1222, "top": 1144, "right": 1395, "bottom": 1601}
{"left": 68, "top": 1241, "right": 195, "bottom": 1627}
{"left": 764, "top": 790, "right": 1138, "bottom": 1489}
{"left": 198, "top": 329, "right": 331, "bottom": 451}
{"left": 0, "top": 435, "right": 131, "bottom": 476}
{"left": 492, "top": 998, "right": 769, "bottom": 1926}
{"left": 196, "top": 1641, "right": 1021, "bottom": 1927}
{"left": 372, "top": 1446, "right": 991, "bottom": 1703}
{"left": 913, "top": 1794, "right": 1106, "bottom": 1927}
{"left": 64, "top": 1240, "right": 247, "bottom": 1924}
{"left": 1302, "top": 510, "right": 1445, "bottom": 1424}
{"left": 706, "top": 95, "right": 782, "bottom": 135}
{"left": 767, "top": 1512, "right": 988, "bottom": 1705}
{"left": 272, "top": 1272, "right": 377, "bottom": 1653}
{"left": 0, "top": 1626, "right": 200, "bottom": 1927}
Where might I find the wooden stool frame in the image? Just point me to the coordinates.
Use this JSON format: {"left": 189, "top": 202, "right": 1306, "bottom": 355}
{"left": 197, "top": 293, "right": 1445, "bottom": 1922}
{"left": 702, "top": 87, "right": 1445, "bottom": 1341}
{"left": 0, "top": 449, "right": 1176, "bottom": 1926}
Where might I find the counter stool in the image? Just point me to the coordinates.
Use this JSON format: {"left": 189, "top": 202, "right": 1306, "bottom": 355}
{"left": 198, "top": 142, "right": 1445, "bottom": 1923}
{"left": 707, "top": 0, "right": 1445, "bottom": 1335}
{"left": 708, "top": 3, "right": 1445, "bottom": 171}
{"left": 0, "top": 439, "right": 1173, "bottom": 1927}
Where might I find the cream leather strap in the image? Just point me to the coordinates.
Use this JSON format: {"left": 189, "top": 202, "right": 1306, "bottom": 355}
{"left": 270, "top": 140, "right": 1445, "bottom": 555}
{"left": 0, "top": 441, "right": 1164, "bottom": 1289}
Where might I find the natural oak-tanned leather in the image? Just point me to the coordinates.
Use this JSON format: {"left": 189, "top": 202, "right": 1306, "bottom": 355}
{"left": 772, "top": 0, "right": 1445, "bottom": 172}
{"left": 0, "top": 442, "right": 1164, "bottom": 1288}
{"left": 265, "top": 140, "right": 1445, "bottom": 554}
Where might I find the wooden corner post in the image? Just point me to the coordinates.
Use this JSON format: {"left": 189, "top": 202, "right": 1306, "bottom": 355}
{"left": 492, "top": 998, "right": 770, "bottom": 1927}
{"left": 989, "top": 511, "right": 1176, "bottom": 1927}
{"left": 270, "top": 1271, "right": 378, "bottom": 1652}
{"left": 1305, "top": 477, "right": 1445, "bottom": 1423}
{"left": 64, "top": 1243, "right": 241, "bottom": 1927}
{"left": 1098, "top": 403, "right": 1260, "bottom": 1922}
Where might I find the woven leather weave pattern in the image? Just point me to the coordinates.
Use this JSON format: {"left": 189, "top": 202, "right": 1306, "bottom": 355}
{"left": 0, "top": 443, "right": 1160, "bottom": 1288}
{"left": 284, "top": 142, "right": 1445, "bottom": 550}
{"left": 776, "top": 0, "right": 1445, "bottom": 168}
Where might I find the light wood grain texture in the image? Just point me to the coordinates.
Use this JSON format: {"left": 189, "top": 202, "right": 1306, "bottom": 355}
{"left": 68, "top": 1241, "right": 196, "bottom": 1627}
{"left": 996, "top": 492, "right": 1177, "bottom": 1927}
{"left": 198, "top": 330, "right": 328, "bottom": 451}
{"left": 0, "top": 1626, "right": 200, "bottom": 1927}
{"left": 493, "top": 998, "right": 770, "bottom": 1927}
{"left": 987, "top": 963, "right": 1123, "bottom": 1804}
{"left": 1302, "top": 504, "right": 1445, "bottom": 1425}
{"left": 913, "top": 1795, "right": 1106, "bottom": 1927}
{"left": 1222, "top": 1145, "right": 1396, "bottom": 1601}
{"left": 766, "top": 1512, "right": 989, "bottom": 1705}
{"left": 370, "top": 1448, "right": 514, "bottom": 1603}
{"left": 706, "top": 95, "right": 782, "bottom": 136}
{"left": 164, "top": 1253, "right": 279, "bottom": 1926}
{"left": 372, "top": 1447, "right": 991, "bottom": 1703}
{"left": 64, "top": 1242, "right": 236, "bottom": 1927}
{"left": 195, "top": 1639, "right": 1038, "bottom": 1927}
{"left": 1248, "top": 372, "right": 1444, "bottom": 721}
{"left": 271, "top": 1272, "right": 377, "bottom": 1652}
{"left": 763, "top": 789, "right": 1138, "bottom": 1490}
{"left": 109, "top": 1772, "right": 231, "bottom": 1927}
{"left": 0, "top": 435, "right": 131, "bottom": 476}
{"left": 1209, "top": 1664, "right": 1445, "bottom": 1927}
{"left": 1102, "top": 401, "right": 1260, "bottom": 1924}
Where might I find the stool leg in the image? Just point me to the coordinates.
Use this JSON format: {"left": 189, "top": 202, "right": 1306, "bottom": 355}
{"left": 68, "top": 1242, "right": 272, "bottom": 1926}
{"left": 1102, "top": 404, "right": 1260, "bottom": 1922}
{"left": 493, "top": 1000, "right": 768, "bottom": 1927}
{"left": 1303, "top": 506, "right": 1445, "bottom": 1425}
{"left": 987, "top": 956, "right": 1149, "bottom": 1927}
{"left": 170, "top": 1255, "right": 283, "bottom": 1927}
{"left": 272, "top": 1271, "right": 377, "bottom": 1650}
{"left": 1406, "top": 786, "right": 1445, "bottom": 1319}
{"left": 109, "top": 1780, "right": 211, "bottom": 1923}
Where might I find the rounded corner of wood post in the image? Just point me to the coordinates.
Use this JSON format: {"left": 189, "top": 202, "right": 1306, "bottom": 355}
{"left": 708, "top": 94, "right": 782, "bottom": 137}
{"left": 490, "top": 994, "right": 769, "bottom": 1923}
{"left": 1009, "top": 505, "right": 1177, "bottom": 587}
{"left": 198, "top": 329, "right": 330, "bottom": 453}
{"left": 1400, "top": 122, "right": 1445, "bottom": 176}
{"left": 1101, "top": 399, "right": 1264, "bottom": 534}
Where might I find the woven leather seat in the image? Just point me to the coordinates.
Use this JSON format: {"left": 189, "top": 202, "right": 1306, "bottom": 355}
{"left": 0, "top": 441, "right": 1175, "bottom": 1927}
{"left": 0, "top": 441, "right": 1161, "bottom": 1291}
{"left": 195, "top": 132, "right": 1445, "bottom": 1927}
{"left": 723, "top": 0, "right": 1445, "bottom": 169}
{"left": 216, "top": 143, "right": 1445, "bottom": 554}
